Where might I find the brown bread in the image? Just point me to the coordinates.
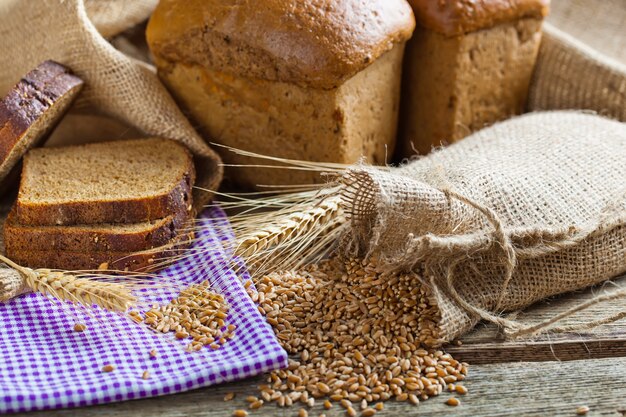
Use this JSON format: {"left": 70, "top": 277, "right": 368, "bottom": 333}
{"left": 15, "top": 138, "right": 195, "bottom": 226}
{"left": 146, "top": 0, "right": 415, "bottom": 187}
{"left": 399, "top": 0, "right": 548, "bottom": 156}
{"left": 147, "top": 0, "right": 415, "bottom": 89}
{"left": 8, "top": 230, "right": 194, "bottom": 273}
{"left": 408, "top": 0, "right": 549, "bottom": 36}
{"left": 0, "top": 60, "right": 83, "bottom": 188}
{"left": 4, "top": 204, "right": 191, "bottom": 253}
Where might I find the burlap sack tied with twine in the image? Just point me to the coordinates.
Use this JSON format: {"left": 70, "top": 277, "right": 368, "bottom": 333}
{"left": 337, "top": 111, "right": 625, "bottom": 345}
{"left": 0, "top": 0, "right": 222, "bottom": 208}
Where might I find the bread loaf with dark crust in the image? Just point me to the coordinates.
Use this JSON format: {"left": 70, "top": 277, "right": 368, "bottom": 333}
{"left": 8, "top": 230, "right": 194, "bottom": 273}
{"left": 398, "top": 0, "right": 548, "bottom": 156}
{"left": 15, "top": 138, "right": 195, "bottom": 226}
{"left": 0, "top": 60, "right": 83, "bottom": 188}
{"left": 147, "top": 0, "right": 415, "bottom": 187}
{"left": 4, "top": 204, "right": 192, "bottom": 253}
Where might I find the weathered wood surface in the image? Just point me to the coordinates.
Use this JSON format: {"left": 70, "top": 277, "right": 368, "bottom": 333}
{"left": 16, "top": 356, "right": 626, "bottom": 417}
{"left": 449, "top": 275, "right": 626, "bottom": 364}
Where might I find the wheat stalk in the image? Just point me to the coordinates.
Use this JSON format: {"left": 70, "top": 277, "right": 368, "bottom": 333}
{"left": 24, "top": 268, "right": 137, "bottom": 312}
{"left": 235, "top": 196, "right": 342, "bottom": 258}
{"left": 220, "top": 192, "right": 348, "bottom": 279}
{"left": 0, "top": 254, "right": 136, "bottom": 312}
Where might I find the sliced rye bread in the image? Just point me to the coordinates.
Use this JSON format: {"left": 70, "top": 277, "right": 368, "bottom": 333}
{"left": 3, "top": 203, "right": 193, "bottom": 253}
{"left": 7, "top": 229, "right": 195, "bottom": 273}
{"left": 15, "top": 138, "right": 195, "bottom": 226}
{"left": 0, "top": 61, "right": 83, "bottom": 188}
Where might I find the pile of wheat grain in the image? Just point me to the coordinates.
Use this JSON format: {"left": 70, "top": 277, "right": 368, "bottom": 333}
{"left": 236, "top": 257, "right": 468, "bottom": 415}
{"left": 133, "top": 280, "right": 236, "bottom": 352}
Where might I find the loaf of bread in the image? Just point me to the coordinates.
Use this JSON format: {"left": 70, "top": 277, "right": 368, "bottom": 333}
{"left": 146, "top": 0, "right": 415, "bottom": 187}
{"left": 398, "top": 0, "right": 549, "bottom": 156}
{"left": 0, "top": 60, "right": 83, "bottom": 188}
{"left": 15, "top": 138, "right": 195, "bottom": 226}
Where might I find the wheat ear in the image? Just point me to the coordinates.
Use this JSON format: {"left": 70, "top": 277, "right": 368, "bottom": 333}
{"left": 223, "top": 192, "right": 347, "bottom": 279}
{"left": 0, "top": 254, "right": 136, "bottom": 312}
{"left": 0, "top": 268, "right": 28, "bottom": 302}
{"left": 235, "top": 196, "right": 342, "bottom": 258}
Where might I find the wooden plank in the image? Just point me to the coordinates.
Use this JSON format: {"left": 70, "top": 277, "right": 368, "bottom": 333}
{"left": 14, "top": 356, "right": 626, "bottom": 417}
{"left": 450, "top": 275, "right": 626, "bottom": 364}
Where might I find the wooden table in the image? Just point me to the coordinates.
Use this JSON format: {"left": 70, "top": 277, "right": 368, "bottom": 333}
{"left": 17, "top": 275, "right": 626, "bottom": 417}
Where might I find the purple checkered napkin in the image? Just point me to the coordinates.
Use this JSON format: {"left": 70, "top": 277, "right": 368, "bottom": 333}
{"left": 0, "top": 206, "right": 288, "bottom": 413}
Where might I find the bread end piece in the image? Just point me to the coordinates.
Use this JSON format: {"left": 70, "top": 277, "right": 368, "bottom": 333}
{"left": 0, "top": 61, "right": 83, "bottom": 189}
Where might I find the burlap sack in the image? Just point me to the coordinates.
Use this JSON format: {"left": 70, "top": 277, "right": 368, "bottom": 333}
{"left": 339, "top": 111, "right": 626, "bottom": 345}
{"left": 85, "top": 0, "right": 157, "bottom": 39}
{"left": 0, "top": 0, "right": 222, "bottom": 208}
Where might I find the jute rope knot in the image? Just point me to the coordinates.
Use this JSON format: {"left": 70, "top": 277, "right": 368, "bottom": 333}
{"left": 437, "top": 188, "right": 626, "bottom": 340}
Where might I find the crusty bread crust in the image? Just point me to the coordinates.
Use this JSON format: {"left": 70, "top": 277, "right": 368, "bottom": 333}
{"left": 15, "top": 139, "right": 196, "bottom": 226}
{"left": 407, "top": 0, "right": 549, "bottom": 36}
{"left": 0, "top": 61, "right": 83, "bottom": 187}
{"left": 4, "top": 203, "right": 192, "bottom": 253}
{"left": 7, "top": 230, "right": 194, "bottom": 273}
{"left": 147, "top": 0, "right": 415, "bottom": 89}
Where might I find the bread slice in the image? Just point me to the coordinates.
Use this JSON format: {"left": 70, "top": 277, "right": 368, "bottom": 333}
{"left": 7, "top": 229, "right": 194, "bottom": 273}
{"left": 15, "top": 138, "right": 195, "bottom": 226}
{"left": 0, "top": 61, "right": 83, "bottom": 188}
{"left": 4, "top": 204, "right": 192, "bottom": 253}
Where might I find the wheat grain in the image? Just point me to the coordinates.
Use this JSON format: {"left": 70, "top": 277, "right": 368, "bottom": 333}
{"left": 446, "top": 397, "right": 460, "bottom": 406}
{"left": 141, "top": 280, "right": 233, "bottom": 352}
{"left": 576, "top": 405, "right": 590, "bottom": 415}
{"left": 102, "top": 365, "right": 115, "bottom": 372}
{"left": 241, "top": 257, "right": 468, "bottom": 413}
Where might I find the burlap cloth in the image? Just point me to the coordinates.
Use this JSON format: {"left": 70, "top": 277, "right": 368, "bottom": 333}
{"left": 0, "top": 0, "right": 222, "bottom": 209}
{"left": 548, "top": 0, "right": 626, "bottom": 65}
{"left": 84, "top": 0, "right": 158, "bottom": 39}
{"left": 526, "top": 0, "right": 626, "bottom": 121}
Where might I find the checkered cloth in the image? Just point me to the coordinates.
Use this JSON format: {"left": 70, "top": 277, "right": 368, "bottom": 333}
{"left": 0, "top": 206, "right": 288, "bottom": 413}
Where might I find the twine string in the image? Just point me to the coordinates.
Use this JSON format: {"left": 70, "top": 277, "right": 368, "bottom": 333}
{"left": 437, "top": 188, "right": 626, "bottom": 340}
